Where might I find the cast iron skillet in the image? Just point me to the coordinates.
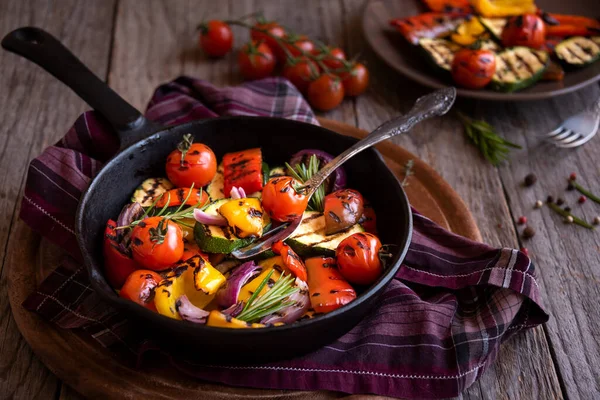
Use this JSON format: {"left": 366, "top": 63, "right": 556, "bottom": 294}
{"left": 3, "top": 27, "right": 412, "bottom": 362}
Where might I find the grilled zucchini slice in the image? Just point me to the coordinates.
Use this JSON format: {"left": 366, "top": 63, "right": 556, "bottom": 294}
{"left": 490, "top": 47, "right": 549, "bottom": 92}
{"left": 418, "top": 38, "right": 462, "bottom": 78}
{"left": 206, "top": 163, "right": 225, "bottom": 201}
{"left": 478, "top": 17, "right": 506, "bottom": 41}
{"left": 131, "top": 177, "right": 174, "bottom": 206}
{"left": 555, "top": 37, "right": 600, "bottom": 68}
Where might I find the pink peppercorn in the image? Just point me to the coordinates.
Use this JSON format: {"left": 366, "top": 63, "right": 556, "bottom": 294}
{"left": 518, "top": 216, "right": 527, "bottom": 225}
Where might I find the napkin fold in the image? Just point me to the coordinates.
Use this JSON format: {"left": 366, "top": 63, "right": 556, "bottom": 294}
{"left": 20, "top": 76, "right": 548, "bottom": 399}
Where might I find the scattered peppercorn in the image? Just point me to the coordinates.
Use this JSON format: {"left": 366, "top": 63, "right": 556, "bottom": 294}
{"left": 546, "top": 195, "right": 554, "bottom": 203}
{"left": 566, "top": 215, "right": 574, "bottom": 224}
{"left": 564, "top": 206, "right": 572, "bottom": 212}
{"left": 534, "top": 200, "right": 543, "bottom": 209}
{"left": 524, "top": 173, "right": 537, "bottom": 187}
{"left": 569, "top": 172, "right": 577, "bottom": 181}
{"left": 594, "top": 216, "right": 600, "bottom": 225}
{"left": 523, "top": 226, "right": 535, "bottom": 239}
{"left": 556, "top": 198, "right": 565, "bottom": 206}
{"left": 567, "top": 183, "right": 575, "bottom": 191}
{"left": 518, "top": 216, "right": 527, "bottom": 225}
{"left": 578, "top": 195, "right": 587, "bottom": 204}
{"left": 520, "top": 247, "right": 529, "bottom": 256}
{"left": 497, "top": 223, "right": 503, "bottom": 228}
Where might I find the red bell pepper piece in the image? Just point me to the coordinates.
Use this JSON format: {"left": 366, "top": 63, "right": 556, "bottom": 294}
{"left": 103, "top": 219, "right": 140, "bottom": 288}
{"left": 272, "top": 241, "right": 308, "bottom": 282}
{"left": 421, "top": 0, "right": 472, "bottom": 13}
{"left": 542, "top": 13, "right": 600, "bottom": 37}
{"left": 155, "top": 187, "right": 209, "bottom": 208}
{"left": 222, "top": 148, "right": 264, "bottom": 196}
{"left": 305, "top": 257, "right": 356, "bottom": 314}
{"left": 390, "top": 12, "right": 465, "bottom": 45}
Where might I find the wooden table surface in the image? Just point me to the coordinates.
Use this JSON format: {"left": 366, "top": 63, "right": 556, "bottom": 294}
{"left": 1, "top": 1, "right": 599, "bottom": 399}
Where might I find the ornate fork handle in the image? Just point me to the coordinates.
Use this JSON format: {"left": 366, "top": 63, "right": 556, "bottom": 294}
{"left": 299, "top": 87, "right": 456, "bottom": 196}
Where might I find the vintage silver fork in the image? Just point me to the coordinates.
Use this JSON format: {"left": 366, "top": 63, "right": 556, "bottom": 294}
{"left": 544, "top": 97, "right": 600, "bottom": 148}
{"left": 231, "top": 87, "right": 457, "bottom": 260}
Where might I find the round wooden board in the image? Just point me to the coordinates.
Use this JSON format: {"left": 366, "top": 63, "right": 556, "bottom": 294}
{"left": 8, "top": 118, "right": 480, "bottom": 399}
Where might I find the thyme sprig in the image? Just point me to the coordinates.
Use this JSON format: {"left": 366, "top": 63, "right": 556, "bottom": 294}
{"left": 569, "top": 178, "right": 600, "bottom": 205}
{"left": 236, "top": 271, "right": 299, "bottom": 323}
{"left": 286, "top": 155, "right": 326, "bottom": 212}
{"left": 457, "top": 112, "right": 521, "bottom": 166}
{"left": 547, "top": 202, "right": 595, "bottom": 229}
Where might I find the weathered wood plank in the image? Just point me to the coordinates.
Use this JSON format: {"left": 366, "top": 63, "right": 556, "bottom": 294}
{"left": 0, "top": 0, "right": 116, "bottom": 398}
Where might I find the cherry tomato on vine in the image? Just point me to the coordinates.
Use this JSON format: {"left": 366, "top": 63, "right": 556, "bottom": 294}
{"left": 261, "top": 176, "right": 309, "bottom": 222}
{"left": 307, "top": 74, "right": 345, "bottom": 111}
{"left": 451, "top": 49, "right": 496, "bottom": 89}
{"left": 198, "top": 20, "right": 233, "bottom": 58}
{"left": 131, "top": 217, "right": 184, "bottom": 271}
{"left": 120, "top": 270, "right": 163, "bottom": 311}
{"left": 323, "top": 189, "right": 364, "bottom": 235}
{"left": 238, "top": 41, "right": 276, "bottom": 80}
{"left": 282, "top": 57, "right": 318, "bottom": 94}
{"left": 339, "top": 63, "right": 369, "bottom": 97}
{"left": 277, "top": 34, "right": 315, "bottom": 63}
{"left": 166, "top": 134, "right": 217, "bottom": 188}
{"left": 501, "top": 14, "right": 546, "bottom": 49}
{"left": 320, "top": 47, "right": 347, "bottom": 70}
{"left": 336, "top": 232, "right": 384, "bottom": 286}
{"left": 250, "top": 21, "right": 286, "bottom": 56}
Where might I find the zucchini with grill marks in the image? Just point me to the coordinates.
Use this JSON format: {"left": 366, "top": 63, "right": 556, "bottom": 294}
{"left": 555, "top": 37, "right": 600, "bottom": 68}
{"left": 206, "top": 163, "right": 225, "bottom": 201}
{"left": 478, "top": 17, "right": 506, "bottom": 41}
{"left": 131, "top": 177, "right": 174, "bottom": 206}
{"left": 418, "top": 38, "right": 462, "bottom": 78}
{"left": 490, "top": 47, "right": 549, "bottom": 93}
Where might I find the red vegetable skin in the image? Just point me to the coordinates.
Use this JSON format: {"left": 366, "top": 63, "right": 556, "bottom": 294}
{"left": 421, "top": 0, "right": 472, "bottom": 13}
{"left": 282, "top": 57, "right": 318, "bottom": 94}
{"left": 199, "top": 20, "right": 233, "bottom": 58}
{"left": 103, "top": 219, "right": 140, "bottom": 288}
{"left": 543, "top": 13, "right": 600, "bottom": 37}
{"left": 238, "top": 41, "right": 276, "bottom": 81}
{"left": 156, "top": 188, "right": 209, "bottom": 208}
{"left": 306, "top": 257, "right": 356, "bottom": 314}
{"left": 501, "top": 14, "right": 546, "bottom": 49}
{"left": 166, "top": 142, "right": 217, "bottom": 188}
{"left": 359, "top": 199, "right": 377, "bottom": 234}
{"left": 250, "top": 22, "right": 286, "bottom": 56}
{"left": 451, "top": 49, "right": 496, "bottom": 90}
{"left": 272, "top": 241, "right": 308, "bottom": 282}
{"left": 320, "top": 47, "right": 347, "bottom": 70}
{"left": 131, "top": 217, "right": 184, "bottom": 271}
{"left": 324, "top": 189, "right": 364, "bottom": 235}
{"left": 276, "top": 34, "right": 315, "bottom": 63}
{"left": 222, "top": 148, "right": 264, "bottom": 196}
{"left": 261, "top": 176, "right": 309, "bottom": 222}
{"left": 336, "top": 232, "right": 384, "bottom": 286}
{"left": 180, "top": 240, "right": 209, "bottom": 263}
{"left": 390, "top": 13, "right": 465, "bottom": 45}
{"left": 119, "top": 269, "right": 163, "bottom": 311}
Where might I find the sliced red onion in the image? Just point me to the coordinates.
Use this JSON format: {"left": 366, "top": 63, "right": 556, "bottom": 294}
{"left": 230, "top": 186, "right": 246, "bottom": 199}
{"left": 221, "top": 301, "right": 244, "bottom": 317}
{"left": 194, "top": 208, "right": 227, "bottom": 226}
{"left": 116, "top": 202, "right": 144, "bottom": 242}
{"left": 260, "top": 279, "right": 310, "bottom": 325}
{"left": 176, "top": 295, "right": 209, "bottom": 324}
{"left": 215, "top": 261, "right": 262, "bottom": 308}
{"left": 290, "top": 149, "right": 347, "bottom": 192}
{"left": 238, "top": 187, "right": 246, "bottom": 198}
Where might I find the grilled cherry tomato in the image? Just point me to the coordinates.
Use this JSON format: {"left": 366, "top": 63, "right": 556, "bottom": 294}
{"left": 359, "top": 199, "right": 377, "bottom": 235}
{"left": 306, "top": 257, "right": 356, "bottom": 314}
{"left": 119, "top": 270, "right": 163, "bottom": 311}
{"left": 451, "top": 49, "right": 496, "bottom": 89}
{"left": 103, "top": 219, "right": 140, "bottom": 288}
{"left": 501, "top": 14, "right": 546, "bottom": 49}
{"left": 336, "top": 232, "right": 384, "bottom": 286}
{"left": 238, "top": 41, "right": 276, "bottom": 80}
{"left": 155, "top": 188, "right": 209, "bottom": 208}
{"left": 166, "top": 135, "right": 217, "bottom": 188}
{"left": 307, "top": 74, "right": 345, "bottom": 111}
{"left": 319, "top": 47, "right": 347, "bottom": 70}
{"left": 282, "top": 57, "right": 318, "bottom": 94}
{"left": 250, "top": 21, "right": 286, "bottom": 56}
{"left": 261, "top": 176, "right": 309, "bottom": 222}
{"left": 198, "top": 20, "right": 233, "bottom": 57}
{"left": 277, "top": 34, "right": 315, "bottom": 63}
{"left": 339, "top": 63, "right": 369, "bottom": 97}
{"left": 131, "top": 217, "right": 184, "bottom": 271}
{"left": 323, "top": 189, "right": 364, "bottom": 235}
{"left": 273, "top": 241, "right": 308, "bottom": 282}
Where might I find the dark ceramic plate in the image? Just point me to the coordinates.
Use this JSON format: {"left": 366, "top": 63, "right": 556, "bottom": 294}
{"left": 363, "top": 0, "right": 600, "bottom": 101}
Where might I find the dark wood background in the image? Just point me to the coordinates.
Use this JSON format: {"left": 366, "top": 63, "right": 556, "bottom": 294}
{"left": 0, "top": 0, "right": 599, "bottom": 399}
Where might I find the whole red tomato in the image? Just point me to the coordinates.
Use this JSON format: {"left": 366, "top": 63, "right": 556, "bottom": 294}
{"left": 451, "top": 49, "right": 496, "bottom": 89}
{"left": 339, "top": 63, "right": 369, "bottom": 97}
{"left": 120, "top": 270, "right": 163, "bottom": 311}
{"left": 166, "top": 135, "right": 217, "bottom": 188}
{"left": 238, "top": 41, "right": 276, "bottom": 80}
{"left": 250, "top": 21, "right": 286, "bottom": 56}
{"left": 198, "top": 20, "right": 233, "bottom": 57}
{"left": 131, "top": 217, "right": 184, "bottom": 271}
{"left": 282, "top": 57, "right": 318, "bottom": 94}
{"left": 336, "top": 232, "right": 384, "bottom": 286}
{"left": 103, "top": 219, "right": 139, "bottom": 288}
{"left": 261, "top": 176, "right": 309, "bottom": 222}
{"left": 502, "top": 14, "right": 546, "bottom": 49}
{"left": 320, "top": 47, "right": 347, "bottom": 70}
{"left": 277, "top": 34, "right": 315, "bottom": 63}
{"left": 307, "top": 74, "right": 345, "bottom": 111}
{"left": 323, "top": 189, "right": 364, "bottom": 234}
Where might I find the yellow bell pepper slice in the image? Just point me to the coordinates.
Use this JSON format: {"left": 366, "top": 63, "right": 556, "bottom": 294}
{"left": 218, "top": 197, "right": 264, "bottom": 238}
{"left": 451, "top": 18, "right": 487, "bottom": 46}
{"left": 237, "top": 260, "right": 283, "bottom": 303}
{"left": 206, "top": 310, "right": 266, "bottom": 329}
{"left": 471, "top": 0, "right": 537, "bottom": 17}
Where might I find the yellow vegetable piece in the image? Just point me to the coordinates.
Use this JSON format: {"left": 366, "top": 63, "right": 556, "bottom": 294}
{"left": 206, "top": 310, "right": 266, "bottom": 329}
{"left": 238, "top": 260, "right": 283, "bottom": 302}
{"left": 451, "top": 18, "right": 487, "bottom": 46}
{"left": 177, "top": 218, "right": 196, "bottom": 239}
{"left": 155, "top": 256, "right": 224, "bottom": 320}
{"left": 471, "top": 0, "right": 536, "bottom": 17}
{"left": 218, "top": 198, "right": 264, "bottom": 239}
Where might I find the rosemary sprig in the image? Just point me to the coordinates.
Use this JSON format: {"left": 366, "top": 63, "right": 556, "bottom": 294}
{"left": 457, "top": 112, "right": 521, "bottom": 166}
{"left": 236, "top": 272, "right": 300, "bottom": 323}
{"left": 401, "top": 159, "right": 414, "bottom": 187}
{"left": 547, "top": 202, "right": 595, "bottom": 229}
{"left": 569, "top": 179, "right": 600, "bottom": 205}
{"left": 286, "top": 155, "right": 326, "bottom": 212}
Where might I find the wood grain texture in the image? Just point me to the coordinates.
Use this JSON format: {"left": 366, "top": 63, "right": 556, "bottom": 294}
{"left": 0, "top": 0, "right": 116, "bottom": 398}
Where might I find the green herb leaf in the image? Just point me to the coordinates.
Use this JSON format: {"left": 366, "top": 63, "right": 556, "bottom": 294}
{"left": 285, "top": 154, "right": 326, "bottom": 212}
{"left": 237, "top": 272, "right": 300, "bottom": 323}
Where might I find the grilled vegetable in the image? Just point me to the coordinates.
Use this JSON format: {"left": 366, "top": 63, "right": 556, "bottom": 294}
{"left": 471, "top": 0, "right": 536, "bottom": 18}
{"left": 218, "top": 197, "right": 265, "bottom": 238}
{"left": 501, "top": 14, "right": 546, "bottom": 49}
{"left": 119, "top": 270, "right": 163, "bottom": 311}
{"left": 555, "top": 37, "right": 600, "bottom": 68}
{"left": 168, "top": 255, "right": 226, "bottom": 295}
{"left": 451, "top": 17, "right": 488, "bottom": 46}
{"left": 323, "top": 189, "right": 364, "bottom": 235}
{"left": 305, "top": 257, "right": 356, "bottom": 314}
{"left": 103, "top": 219, "right": 140, "bottom": 288}
{"left": 542, "top": 61, "right": 565, "bottom": 81}
{"left": 543, "top": 13, "right": 600, "bottom": 38}
{"left": 478, "top": 17, "right": 507, "bottom": 41}
{"left": 451, "top": 48, "right": 497, "bottom": 89}
{"left": 223, "top": 148, "right": 264, "bottom": 196}
{"left": 272, "top": 241, "right": 308, "bottom": 282}
{"left": 238, "top": 263, "right": 283, "bottom": 302}
{"left": 131, "top": 178, "right": 174, "bottom": 207}
{"left": 286, "top": 211, "right": 365, "bottom": 257}
{"left": 206, "top": 163, "right": 225, "bottom": 201}
{"left": 421, "top": 0, "right": 472, "bottom": 13}
{"left": 206, "top": 310, "right": 265, "bottom": 328}
{"left": 390, "top": 13, "right": 465, "bottom": 45}
{"left": 268, "top": 166, "right": 286, "bottom": 178}
{"left": 490, "top": 47, "right": 549, "bottom": 92}
{"left": 155, "top": 187, "right": 209, "bottom": 208}
{"left": 479, "top": 39, "right": 502, "bottom": 52}
{"left": 418, "top": 38, "right": 462, "bottom": 77}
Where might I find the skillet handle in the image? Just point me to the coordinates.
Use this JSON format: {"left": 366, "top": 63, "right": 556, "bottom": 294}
{"left": 1, "top": 27, "right": 160, "bottom": 150}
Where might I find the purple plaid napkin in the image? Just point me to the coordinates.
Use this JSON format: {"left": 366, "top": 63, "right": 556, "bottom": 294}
{"left": 20, "top": 76, "right": 548, "bottom": 399}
